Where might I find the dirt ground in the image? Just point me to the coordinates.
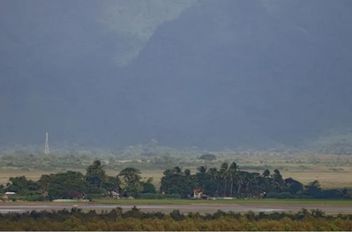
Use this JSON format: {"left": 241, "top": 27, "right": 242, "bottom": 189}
{"left": 1, "top": 201, "right": 352, "bottom": 215}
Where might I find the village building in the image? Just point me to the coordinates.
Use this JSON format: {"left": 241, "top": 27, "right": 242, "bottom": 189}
{"left": 2, "top": 191, "right": 16, "bottom": 201}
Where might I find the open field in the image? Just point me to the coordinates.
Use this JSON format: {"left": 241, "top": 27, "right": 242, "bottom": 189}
{"left": 1, "top": 199, "right": 352, "bottom": 214}
{"left": 0, "top": 169, "right": 52, "bottom": 185}
{"left": 285, "top": 170, "right": 352, "bottom": 189}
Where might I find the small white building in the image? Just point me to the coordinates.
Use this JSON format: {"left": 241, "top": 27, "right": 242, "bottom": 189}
{"left": 3, "top": 192, "right": 16, "bottom": 200}
{"left": 110, "top": 191, "right": 120, "bottom": 199}
{"left": 5, "top": 192, "right": 16, "bottom": 195}
{"left": 193, "top": 188, "right": 203, "bottom": 199}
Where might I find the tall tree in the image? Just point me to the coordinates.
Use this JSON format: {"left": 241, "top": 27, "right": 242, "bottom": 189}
{"left": 206, "top": 167, "right": 219, "bottom": 196}
{"left": 305, "top": 180, "right": 322, "bottom": 198}
{"left": 43, "top": 171, "right": 86, "bottom": 199}
{"left": 196, "top": 166, "right": 208, "bottom": 191}
{"left": 6, "top": 176, "right": 40, "bottom": 195}
{"left": 262, "top": 169, "right": 270, "bottom": 178}
{"left": 118, "top": 167, "right": 143, "bottom": 197}
{"left": 219, "top": 162, "right": 229, "bottom": 196}
{"left": 228, "top": 162, "right": 238, "bottom": 196}
{"left": 272, "top": 169, "right": 284, "bottom": 192}
{"left": 160, "top": 167, "right": 194, "bottom": 197}
{"left": 85, "top": 160, "right": 106, "bottom": 193}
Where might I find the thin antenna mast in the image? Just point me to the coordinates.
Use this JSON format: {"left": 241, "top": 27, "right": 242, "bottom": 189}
{"left": 44, "top": 131, "right": 50, "bottom": 155}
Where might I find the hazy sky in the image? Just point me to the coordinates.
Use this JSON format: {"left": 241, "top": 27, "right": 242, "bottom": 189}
{"left": 1, "top": 0, "right": 352, "bottom": 149}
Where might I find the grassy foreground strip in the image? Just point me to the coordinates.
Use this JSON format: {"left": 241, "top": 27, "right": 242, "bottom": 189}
{"left": 94, "top": 198, "right": 352, "bottom": 205}
{"left": 0, "top": 208, "right": 352, "bottom": 231}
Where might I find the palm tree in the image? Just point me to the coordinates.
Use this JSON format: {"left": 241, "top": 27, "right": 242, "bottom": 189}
{"left": 219, "top": 162, "right": 229, "bottom": 196}
{"left": 236, "top": 171, "right": 247, "bottom": 197}
{"left": 197, "top": 166, "right": 207, "bottom": 174}
{"left": 262, "top": 169, "right": 270, "bottom": 178}
{"left": 196, "top": 166, "right": 207, "bottom": 191}
{"left": 272, "top": 169, "right": 284, "bottom": 192}
{"left": 228, "top": 162, "right": 238, "bottom": 196}
{"left": 207, "top": 167, "right": 218, "bottom": 196}
{"left": 173, "top": 166, "right": 182, "bottom": 174}
{"left": 261, "top": 169, "right": 272, "bottom": 193}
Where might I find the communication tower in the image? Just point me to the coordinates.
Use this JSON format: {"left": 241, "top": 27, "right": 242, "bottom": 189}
{"left": 44, "top": 131, "right": 50, "bottom": 155}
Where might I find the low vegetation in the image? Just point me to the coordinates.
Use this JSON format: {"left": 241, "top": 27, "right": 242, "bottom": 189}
{"left": 0, "top": 208, "right": 351, "bottom": 231}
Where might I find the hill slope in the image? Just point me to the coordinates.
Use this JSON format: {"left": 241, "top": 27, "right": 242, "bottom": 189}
{"left": 0, "top": 0, "right": 352, "bottom": 149}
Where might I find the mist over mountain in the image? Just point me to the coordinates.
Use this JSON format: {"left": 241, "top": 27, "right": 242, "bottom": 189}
{"left": 1, "top": 0, "right": 352, "bottom": 149}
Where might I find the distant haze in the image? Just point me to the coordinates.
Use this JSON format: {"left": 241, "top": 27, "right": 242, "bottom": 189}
{"left": 1, "top": 0, "right": 352, "bottom": 149}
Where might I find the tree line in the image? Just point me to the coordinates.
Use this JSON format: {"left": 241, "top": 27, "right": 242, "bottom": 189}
{"left": 1, "top": 160, "right": 351, "bottom": 200}
{"left": 160, "top": 162, "right": 351, "bottom": 199}
{"left": 1, "top": 160, "right": 155, "bottom": 200}
{"left": 0, "top": 207, "right": 352, "bottom": 230}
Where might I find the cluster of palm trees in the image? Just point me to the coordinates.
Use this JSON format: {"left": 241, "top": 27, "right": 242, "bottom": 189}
{"left": 161, "top": 162, "right": 294, "bottom": 198}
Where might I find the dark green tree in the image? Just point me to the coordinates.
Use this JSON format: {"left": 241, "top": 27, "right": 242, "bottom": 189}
{"left": 160, "top": 167, "right": 194, "bottom": 197}
{"left": 102, "top": 176, "right": 120, "bottom": 192}
{"left": 40, "top": 171, "right": 86, "bottom": 199}
{"left": 305, "top": 180, "right": 322, "bottom": 198}
{"left": 206, "top": 167, "right": 219, "bottom": 196}
{"left": 219, "top": 162, "right": 229, "bottom": 196}
{"left": 285, "top": 178, "right": 304, "bottom": 194}
{"left": 228, "top": 162, "right": 238, "bottom": 196}
{"left": 272, "top": 169, "right": 284, "bottom": 192}
{"left": 118, "top": 167, "right": 143, "bottom": 197}
{"left": 195, "top": 166, "right": 208, "bottom": 191}
{"left": 6, "top": 176, "right": 40, "bottom": 195}
{"left": 263, "top": 169, "right": 270, "bottom": 178}
{"left": 142, "top": 178, "right": 156, "bottom": 194}
{"left": 85, "top": 160, "right": 106, "bottom": 193}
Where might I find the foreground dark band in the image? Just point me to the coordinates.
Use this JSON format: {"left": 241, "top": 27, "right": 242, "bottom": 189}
{"left": 0, "top": 207, "right": 351, "bottom": 231}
